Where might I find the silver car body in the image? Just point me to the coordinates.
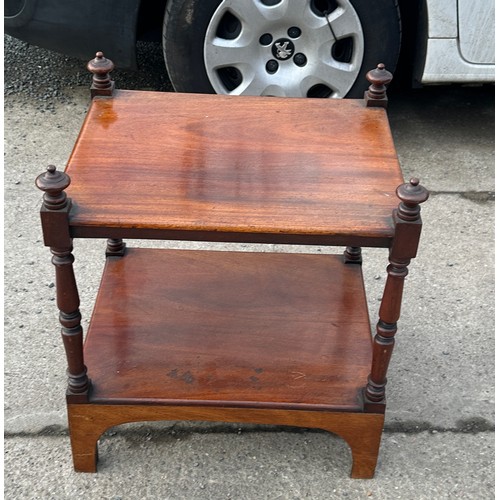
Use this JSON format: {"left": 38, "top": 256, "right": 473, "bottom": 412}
{"left": 422, "top": 0, "right": 495, "bottom": 83}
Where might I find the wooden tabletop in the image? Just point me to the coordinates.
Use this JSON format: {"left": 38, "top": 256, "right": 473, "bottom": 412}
{"left": 65, "top": 91, "right": 403, "bottom": 246}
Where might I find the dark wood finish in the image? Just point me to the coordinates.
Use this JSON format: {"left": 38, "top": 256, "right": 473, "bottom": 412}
{"left": 87, "top": 51, "right": 115, "bottom": 98}
{"left": 69, "top": 225, "right": 392, "bottom": 249}
{"left": 35, "top": 165, "right": 72, "bottom": 248}
{"left": 391, "top": 178, "right": 430, "bottom": 260}
{"left": 68, "top": 404, "right": 384, "bottom": 478}
{"left": 35, "top": 165, "right": 71, "bottom": 210}
{"left": 344, "top": 246, "right": 362, "bottom": 264}
{"left": 105, "top": 238, "right": 126, "bottom": 256}
{"left": 64, "top": 90, "right": 403, "bottom": 246}
{"left": 36, "top": 166, "right": 89, "bottom": 401}
{"left": 84, "top": 248, "right": 373, "bottom": 411}
{"left": 364, "top": 63, "right": 393, "bottom": 108}
{"left": 51, "top": 246, "right": 89, "bottom": 402}
{"left": 364, "top": 179, "right": 428, "bottom": 410}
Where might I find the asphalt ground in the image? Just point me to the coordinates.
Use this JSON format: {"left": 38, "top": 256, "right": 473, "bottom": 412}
{"left": 4, "top": 35, "right": 495, "bottom": 499}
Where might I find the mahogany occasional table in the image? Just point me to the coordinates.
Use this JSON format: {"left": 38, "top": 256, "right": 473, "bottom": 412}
{"left": 36, "top": 53, "right": 428, "bottom": 478}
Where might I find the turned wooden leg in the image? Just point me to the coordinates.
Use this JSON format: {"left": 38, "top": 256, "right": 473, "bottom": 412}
{"left": 36, "top": 166, "right": 89, "bottom": 403}
{"left": 105, "top": 238, "right": 126, "bottom": 257}
{"left": 365, "top": 258, "right": 407, "bottom": 408}
{"left": 365, "top": 179, "right": 429, "bottom": 411}
{"left": 51, "top": 246, "right": 89, "bottom": 401}
{"left": 344, "top": 246, "right": 362, "bottom": 264}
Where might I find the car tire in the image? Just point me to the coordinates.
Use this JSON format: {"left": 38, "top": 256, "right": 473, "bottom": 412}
{"left": 163, "top": 0, "right": 400, "bottom": 98}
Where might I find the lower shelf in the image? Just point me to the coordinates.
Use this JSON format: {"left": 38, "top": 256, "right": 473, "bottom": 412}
{"left": 84, "top": 248, "right": 373, "bottom": 412}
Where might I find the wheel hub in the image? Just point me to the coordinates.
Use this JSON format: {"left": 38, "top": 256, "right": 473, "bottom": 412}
{"left": 272, "top": 38, "right": 295, "bottom": 60}
{"left": 204, "top": 0, "right": 364, "bottom": 98}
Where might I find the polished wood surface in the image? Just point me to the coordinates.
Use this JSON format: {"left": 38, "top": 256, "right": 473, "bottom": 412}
{"left": 68, "top": 404, "right": 384, "bottom": 478}
{"left": 36, "top": 63, "right": 428, "bottom": 477}
{"left": 84, "top": 248, "right": 373, "bottom": 411}
{"left": 65, "top": 91, "right": 403, "bottom": 245}
{"left": 365, "top": 178, "right": 428, "bottom": 410}
{"left": 35, "top": 166, "right": 89, "bottom": 401}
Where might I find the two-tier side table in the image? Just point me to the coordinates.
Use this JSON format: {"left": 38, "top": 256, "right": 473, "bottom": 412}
{"left": 36, "top": 53, "right": 428, "bottom": 478}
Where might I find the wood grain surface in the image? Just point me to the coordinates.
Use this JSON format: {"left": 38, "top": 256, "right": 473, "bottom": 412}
{"left": 68, "top": 403, "right": 384, "bottom": 477}
{"left": 84, "top": 248, "right": 373, "bottom": 411}
{"left": 65, "top": 91, "right": 402, "bottom": 245}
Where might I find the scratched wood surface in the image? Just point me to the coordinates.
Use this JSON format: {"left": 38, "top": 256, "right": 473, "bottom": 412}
{"left": 65, "top": 91, "right": 402, "bottom": 245}
{"left": 84, "top": 248, "right": 373, "bottom": 411}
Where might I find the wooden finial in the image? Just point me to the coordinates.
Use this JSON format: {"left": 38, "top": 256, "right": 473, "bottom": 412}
{"left": 106, "top": 238, "right": 127, "bottom": 257}
{"left": 87, "top": 51, "right": 115, "bottom": 98}
{"left": 396, "top": 178, "right": 429, "bottom": 221}
{"left": 344, "top": 246, "right": 362, "bottom": 264}
{"left": 365, "top": 63, "right": 393, "bottom": 108}
{"left": 35, "top": 165, "right": 71, "bottom": 210}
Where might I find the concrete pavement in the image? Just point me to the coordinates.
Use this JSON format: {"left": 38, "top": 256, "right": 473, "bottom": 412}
{"left": 4, "top": 39, "right": 494, "bottom": 499}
